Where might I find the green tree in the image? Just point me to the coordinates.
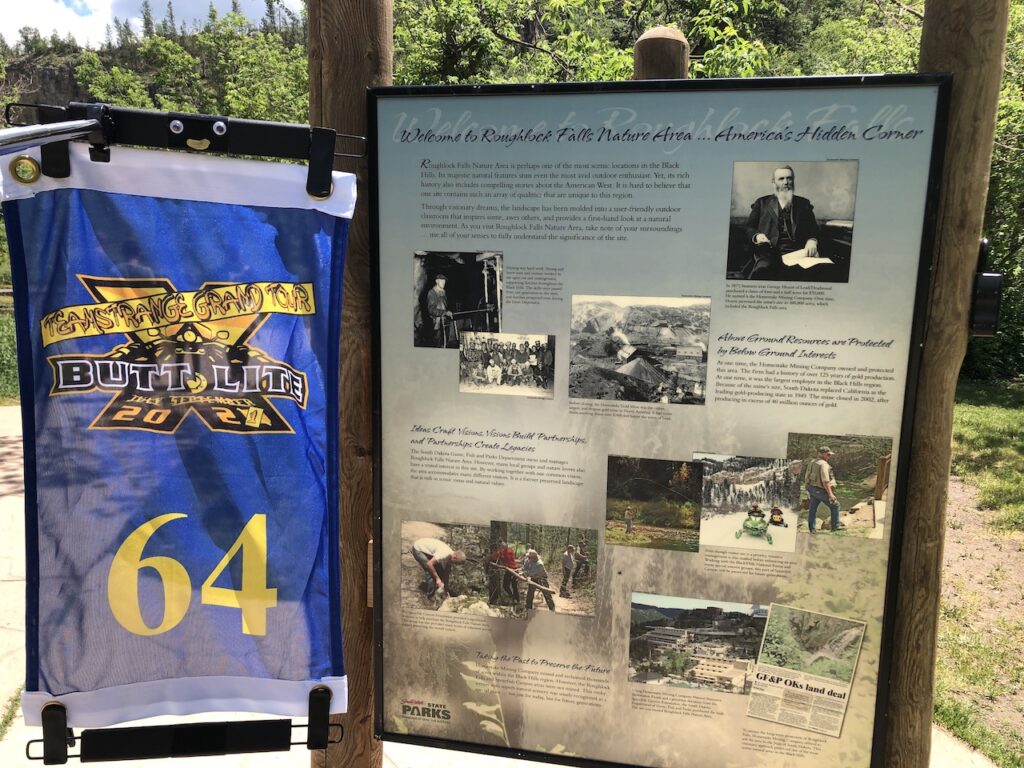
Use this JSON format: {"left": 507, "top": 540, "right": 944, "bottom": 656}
{"left": 193, "top": 14, "right": 308, "bottom": 121}
{"left": 688, "top": 0, "right": 785, "bottom": 77}
{"left": 664, "top": 650, "right": 691, "bottom": 676}
{"left": 141, "top": 1, "right": 156, "bottom": 37}
{"left": 139, "top": 36, "right": 210, "bottom": 111}
{"left": 157, "top": 1, "right": 178, "bottom": 38}
{"left": 775, "top": 2, "right": 920, "bottom": 75}
{"left": 75, "top": 51, "right": 154, "bottom": 108}
{"left": 962, "top": 1, "right": 1024, "bottom": 379}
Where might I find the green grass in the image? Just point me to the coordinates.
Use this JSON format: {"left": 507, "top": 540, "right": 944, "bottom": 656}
{"left": 934, "top": 605, "right": 1024, "bottom": 768}
{"left": 0, "top": 686, "right": 22, "bottom": 743}
{"left": 937, "top": 609, "right": 1024, "bottom": 702}
{"left": 934, "top": 379, "right": 1024, "bottom": 767}
{"left": 0, "top": 313, "right": 19, "bottom": 402}
{"left": 0, "top": 313, "right": 18, "bottom": 400}
{"left": 934, "top": 694, "right": 1024, "bottom": 768}
{"left": 951, "top": 380, "right": 1024, "bottom": 529}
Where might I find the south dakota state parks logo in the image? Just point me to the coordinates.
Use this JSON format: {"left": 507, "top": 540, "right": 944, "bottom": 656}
{"left": 41, "top": 275, "right": 316, "bottom": 434}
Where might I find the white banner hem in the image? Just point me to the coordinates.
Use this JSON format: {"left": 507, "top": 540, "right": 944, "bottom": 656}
{"left": 22, "top": 675, "right": 348, "bottom": 728}
{"left": 0, "top": 143, "right": 356, "bottom": 218}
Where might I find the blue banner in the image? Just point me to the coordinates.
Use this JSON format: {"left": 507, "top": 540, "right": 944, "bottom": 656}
{"left": 1, "top": 145, "right": 354, "bottom": 726}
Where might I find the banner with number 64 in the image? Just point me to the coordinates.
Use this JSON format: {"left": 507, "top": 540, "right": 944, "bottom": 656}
{"left": 1, "top": 144, "right": 353, "bottom": 727}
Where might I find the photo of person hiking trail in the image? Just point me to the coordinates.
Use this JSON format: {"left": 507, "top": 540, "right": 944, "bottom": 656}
{"left": 605, "top": 455, "right": 704, "bottom": 552}
{"left": 785, "top": 433, "right": 893, "bottom": 538}
{"left": 488, "top": 521, "right": 598, "bottom": 618}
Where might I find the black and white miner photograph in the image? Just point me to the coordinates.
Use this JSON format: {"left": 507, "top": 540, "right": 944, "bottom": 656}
{"left": 630, "top": 594, "right": 768, "bottom": 693}
{"left": 414, "top": 250, "right": 502, "bottom": 348}
{"left": 459, "top": 332, "right": 555, "bottom": 399}
{"left": 570, "top": 295, "right": 710, "bottom": 404}
{"left": 695, "top": 453, "right": 800, "bottom": 553}
{"left": 726, "top": 160, "right": 858, "bottom": 283}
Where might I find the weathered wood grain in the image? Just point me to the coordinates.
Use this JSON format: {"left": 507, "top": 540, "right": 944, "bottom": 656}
{"left": 308, "top": 1, "right": 392, "bottom": 766}
{"left": 884, "top": 3, "right": 1009, "bottom": 767}
{"left": 634, "top": 26, "right": 690, "bottom": 80}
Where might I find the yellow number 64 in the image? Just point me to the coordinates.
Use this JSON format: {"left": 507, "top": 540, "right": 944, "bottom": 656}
{"left": 107, "top": 513, "right": 277, "bottom": 637}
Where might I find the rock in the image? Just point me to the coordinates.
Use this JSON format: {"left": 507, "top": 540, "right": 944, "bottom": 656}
{"left": 437, "top": 595, "right": 502, "bottom": 617}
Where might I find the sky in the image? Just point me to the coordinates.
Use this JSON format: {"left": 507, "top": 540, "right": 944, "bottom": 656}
{"left": 632, "top": 593, "right": 759, "bottom": 614}
{"left": 1, "top": 0, "right": 304, "bottom": 49}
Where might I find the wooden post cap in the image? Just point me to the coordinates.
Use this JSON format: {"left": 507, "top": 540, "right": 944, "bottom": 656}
{"left": 634, "top": 26, "right": 690, "bottom": 80}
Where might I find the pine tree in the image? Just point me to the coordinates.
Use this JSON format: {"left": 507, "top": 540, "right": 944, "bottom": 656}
{"left": 141, "top": 1, "right": 155, "bottom": 37}
{"left": 262, "top": 0, "right": 278, "bottom": 33}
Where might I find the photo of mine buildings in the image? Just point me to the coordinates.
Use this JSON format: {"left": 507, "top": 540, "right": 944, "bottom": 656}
{"left": 570, "top": 296, "right": 711, "bottom": 405}
{"left": 630, "top": 598, "right": 769, "bottom": 694}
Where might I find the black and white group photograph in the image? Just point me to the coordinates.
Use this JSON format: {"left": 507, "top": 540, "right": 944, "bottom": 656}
{"left": 629, "top": 594, "right": 768, "bottom": 693}
{"left": 695, "top": 454, "right": 801, "bottom": 553}
{"left": 458, "top": 332, "right": 555, "bottom": 399}
{"left": 726, "top": 160, "right": 859, "bottom": 283}
{"left": 569, "top": 295, "right": 710, "bottom": 405}
{"left": 413, "top": 250, "right": 503, "bottom": 348}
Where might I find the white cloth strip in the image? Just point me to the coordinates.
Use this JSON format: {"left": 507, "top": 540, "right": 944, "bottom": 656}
{"left": 22, "top": 675, "right": 348, "bottom": 727}
{"left": 0, "top": 142, "right": 356, "bottom": 218}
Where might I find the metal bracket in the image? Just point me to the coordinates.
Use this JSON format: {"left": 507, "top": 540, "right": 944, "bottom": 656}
{"left": 37, "top": 702, "right": 74, "bottom": 765}
{"left": 334, "top": 131, "right": 368, "bottom": 159}
{"left": 27, "top": 690, "right": 342, "bottom": 763}
{"left": 3, "top": 101, "right": 367, "bottom": 196}
{"left": 84, "top": 104, "right": 113, "bottom": 163}
{"left": 970, "top": 237, "right": 1003, "bottom": 337}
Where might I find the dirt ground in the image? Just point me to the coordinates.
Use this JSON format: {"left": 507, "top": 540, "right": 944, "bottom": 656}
{"left": 939, "top": 477, "right": 1024, "bottom": 750}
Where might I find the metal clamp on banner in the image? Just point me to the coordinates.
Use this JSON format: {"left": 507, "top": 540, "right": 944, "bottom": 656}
{"left": 84, "top": 103, "right": 114, "bottom": 163}
{"left": 38, "top": 702, "right": 74, "bottom": 765}
{"left": 1, "top": 102, "right": 366, "bottom": 199}
{"left": 970, "top": 237, "right": 1003, "bottom": 337}
{"left": 26, "top": 687, "right": 341, "bottom": 764}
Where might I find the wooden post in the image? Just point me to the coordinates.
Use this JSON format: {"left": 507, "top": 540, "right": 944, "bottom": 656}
{"left": 875, "top": 455, "right": 891, "bottom": 501}
{"left": 307, "top": 1, "right": 392, "bottom": 767}
{"left": 634, "top": 26, "right": 689, "bottom": 80}
{"left": 885, "top": 2, "right": 1010, "bottom": 767}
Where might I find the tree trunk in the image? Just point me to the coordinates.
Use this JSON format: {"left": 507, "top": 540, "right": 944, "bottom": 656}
{"left": 884, "top": 3, "right": 1010, "bottom": 767}
{"left": 308, "top": 1, "right": 392, "bottom": 767}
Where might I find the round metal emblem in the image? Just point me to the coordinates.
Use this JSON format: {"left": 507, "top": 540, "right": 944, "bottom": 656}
{"left": 9, "top": 155, "right": 41, "bottom": 184}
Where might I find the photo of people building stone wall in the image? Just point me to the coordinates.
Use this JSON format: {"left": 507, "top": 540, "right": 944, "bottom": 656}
{"left": 401, "top": 521, "right": 498, "bottom": 614}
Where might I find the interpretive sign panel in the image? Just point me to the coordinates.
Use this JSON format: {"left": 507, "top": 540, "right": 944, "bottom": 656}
{"left": 371, "top": 76, "right": 948, "bottom": 768}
